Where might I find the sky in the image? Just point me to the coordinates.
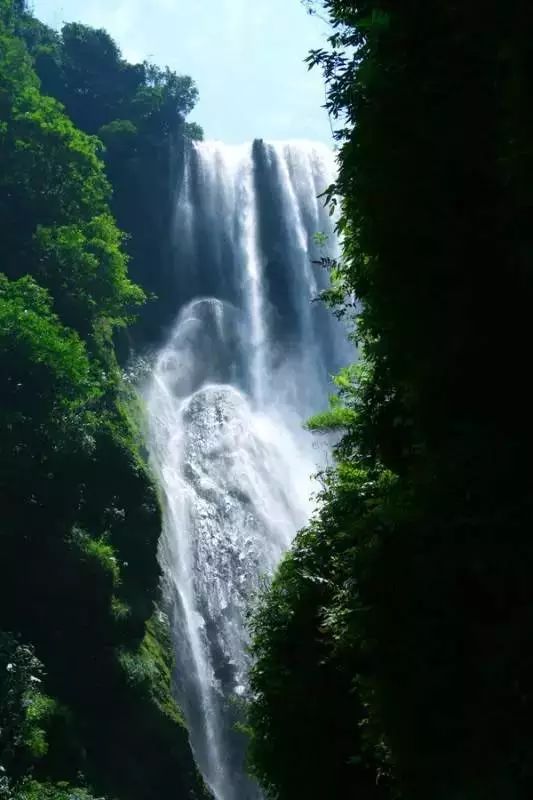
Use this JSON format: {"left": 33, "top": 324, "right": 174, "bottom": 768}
{"left": 30, "top": 0, "right": 333, "bottom": 144}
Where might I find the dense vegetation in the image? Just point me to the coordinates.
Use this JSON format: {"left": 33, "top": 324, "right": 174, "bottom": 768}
{"left": 248, "top": 2, "right": 533, "bottom": 799}
{"left": 0, "top": 1, "right": 208, "bottom": 797}
{"left": 14, "top": 3, "right": 203, "bottom": 346}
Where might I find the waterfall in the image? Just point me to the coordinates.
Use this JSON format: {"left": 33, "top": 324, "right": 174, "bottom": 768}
{"left": 145, "top": 140, "right": 349, "bottom": 800}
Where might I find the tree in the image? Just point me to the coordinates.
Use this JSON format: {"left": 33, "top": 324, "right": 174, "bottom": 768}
{"left": 0, "top": 5, "right": 207, "bottom": 798}
{"left": 0, "top": 634, "right": 52, "bottom": 778}
{"left": 12, "top": 4, "right": 203, "bottom": 345}
{"left": 248, "top": 2, "right": 533, "bottom": 799}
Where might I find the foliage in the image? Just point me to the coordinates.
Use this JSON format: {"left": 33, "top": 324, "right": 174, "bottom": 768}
{"left": 0, "top": 12, "right": 144, "bottom": 344}
{"left": 0, "top": 3, "right": 207, "bottom": 799}
{"left": 0, "top": 635, "right": 55, "bottom": 775}
{"left": 120, "top": 612, "right": 183, "bottom": 720}
{"left": 13, "top": 781, "right": 103, "bottom": 799}
{"left": 0, "top": 275, "right": 94, "bottom": 406}
{"left": 14, "top": 3, "right": 203, "bottom": 346}
{"left": 35, "top": 215, "right": 144, "bottom": 337}
{"left": 248, "top": 1, "right": 533, "bottom": 799}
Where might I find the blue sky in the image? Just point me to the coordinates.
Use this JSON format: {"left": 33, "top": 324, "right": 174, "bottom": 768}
{"left": 30, "top": 0, "right": 333, "bottom": 144}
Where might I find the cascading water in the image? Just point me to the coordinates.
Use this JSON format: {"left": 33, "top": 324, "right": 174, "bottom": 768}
{"left": 145, "top": 140, "right": 349, "bottom": 799}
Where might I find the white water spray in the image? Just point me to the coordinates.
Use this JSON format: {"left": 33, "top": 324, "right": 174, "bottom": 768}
{"left": 145, "top": 140, "right": 348, "bottom": 799}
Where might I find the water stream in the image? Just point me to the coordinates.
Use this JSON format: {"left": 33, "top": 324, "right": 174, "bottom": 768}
{"left": 145, "top": 140, "right": 347, "bottom": 799}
